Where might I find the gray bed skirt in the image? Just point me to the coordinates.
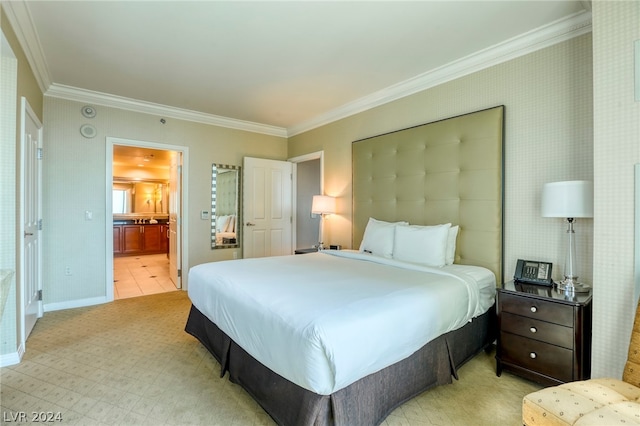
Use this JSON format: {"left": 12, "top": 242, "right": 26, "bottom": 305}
{"left": 185, "top": 304, "right": 496, "bottom": 426}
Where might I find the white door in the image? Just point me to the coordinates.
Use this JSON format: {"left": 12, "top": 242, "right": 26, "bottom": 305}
{"left": 20, "top": 97, "right": 43, "bottom": 343}
{"left": 169, "top": 151, "right": 182, "bottom": 288}
{"left": 243, "top": 157, "right": 293, "bottom": 258}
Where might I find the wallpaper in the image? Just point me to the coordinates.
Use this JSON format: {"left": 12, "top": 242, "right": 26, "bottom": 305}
{"left": 591, "top": 0, "right": 640, "bottom": 378}
{"left": 0, "top": 35, "right": 18, "bottom": 358}
{"left": 290, "top": 33, "right": 594, "bottom": 285}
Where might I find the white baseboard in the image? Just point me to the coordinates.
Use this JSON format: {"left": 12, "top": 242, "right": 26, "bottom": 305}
{"left": 0, "top": 343, "right": 24, "bottom": 367}
{"left": 44, "top": 296, "right": 108, "bottom": 312}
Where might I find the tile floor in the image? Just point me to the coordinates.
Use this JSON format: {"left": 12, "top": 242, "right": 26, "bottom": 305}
{"left": 113, "top": 254, "right": 177, "bottom": 300}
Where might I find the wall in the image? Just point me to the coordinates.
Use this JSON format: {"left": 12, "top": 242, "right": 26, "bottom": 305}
{"left": 0, "top": 26, "right": 19, "bottom": 362}
{"left": 42, "top": 97, "right": 287, "bottom": 308}
{"left": 296, "top": 159, "right": 321, "bottom": 249}
{"left": 289, "top": 34, "right": 594, "bottom": 290}
{"left": 0, "top": 12, "right": 44, "bottom": 360}
{"left": 591, "top": 1, "right": 640, "bottom": 378}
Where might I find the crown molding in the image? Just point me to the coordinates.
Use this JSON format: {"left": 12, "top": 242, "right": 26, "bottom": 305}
{"left": 6, "top": 0, "right": 590, "bottom": 139}
{"left": 45, "top": 84, "right": 288, "bottom": 138}
{"left": 1, "top": 0, "right": 51, "bottom": 93}
{"left": 5, "top": 1, "right": 287, "bottom": 137}
{"left": 287, "top": 10, "right": 592, "bottom": 137}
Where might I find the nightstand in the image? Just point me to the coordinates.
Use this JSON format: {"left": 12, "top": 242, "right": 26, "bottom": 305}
{"left": 294, "top": 248, "right": 318, "bottom": 255}
{"left": 496, "top": 280, "right": 592, "bottom": 386}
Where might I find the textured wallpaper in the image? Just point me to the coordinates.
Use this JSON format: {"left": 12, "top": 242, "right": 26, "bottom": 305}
{"left": 290, "top": 33, "right": 595, "bottom": 288}
{"left": 591, "top": 0, "right": 640, "bottom": 378}
{"left": 0, "top": 39, "right": 18, "bottom": 358}
{"left": 42, "top": 97, "right": 288, "bottom": 307}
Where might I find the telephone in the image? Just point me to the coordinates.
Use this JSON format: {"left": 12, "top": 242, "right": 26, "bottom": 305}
{"left": 514, "top": 259, "right": 553, "bottom": 287}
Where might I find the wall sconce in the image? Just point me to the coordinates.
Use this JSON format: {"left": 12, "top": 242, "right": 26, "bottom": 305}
{"left": 311, "top": 195, "right": 336, "bottom": 250}
{"left": 541, "top": 180, "right": 593, "bottom": 293}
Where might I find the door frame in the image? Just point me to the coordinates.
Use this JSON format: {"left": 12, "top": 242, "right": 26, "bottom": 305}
{"left": 105, "top": 137, "right": 189, "bottom": 300}
{"left": 289, "top": 151, "right": 324, "bottom": 249}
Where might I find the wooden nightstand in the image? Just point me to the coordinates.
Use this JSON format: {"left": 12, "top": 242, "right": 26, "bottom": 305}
{"left": 496, "top": 280, "right": 592, "bottom": 386}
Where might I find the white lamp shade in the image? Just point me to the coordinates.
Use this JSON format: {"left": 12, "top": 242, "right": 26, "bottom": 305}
{"left": 311, "top": 195, "right": 336, "bottom": 214}
{"left": 541, "top": 180, "right": 593, "bottom": 218}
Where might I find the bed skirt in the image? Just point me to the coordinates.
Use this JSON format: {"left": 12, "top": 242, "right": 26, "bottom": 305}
{"left": 185, "top": 304, "right": 496, "bottom": 426}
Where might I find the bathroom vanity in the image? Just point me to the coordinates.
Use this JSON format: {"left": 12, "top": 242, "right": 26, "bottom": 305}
{"left": 113, "top": 221, "right": 169, "bottom": 256}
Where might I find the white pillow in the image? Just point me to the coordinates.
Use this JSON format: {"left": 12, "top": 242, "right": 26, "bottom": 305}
{"left": 446, "top": 225, "right": 459, "bottom": 265}
{"left": 359, "top": 218, "right": 408, "bottom": 258}
{"left": 393, "top": 223, "right": 451, "bottom": 267}
{"left": 224, "top": 215, "right": 236, "bottom": 233}
{"left": 216, "top": 215, "right": 230, "bottom": 232}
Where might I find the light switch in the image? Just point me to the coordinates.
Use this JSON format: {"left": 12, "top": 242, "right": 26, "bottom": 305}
{"left": 201, "top": 210, "right": 210, "bottom": 220}
{"left": 85, "top": 210, "right": 93, "bottom": 220}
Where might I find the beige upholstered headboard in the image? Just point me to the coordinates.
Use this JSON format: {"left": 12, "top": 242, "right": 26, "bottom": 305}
{"left": 352, "top": 106, "right": 504, "bottom": 284}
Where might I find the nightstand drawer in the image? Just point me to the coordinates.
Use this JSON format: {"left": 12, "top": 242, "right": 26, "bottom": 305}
{"left": 501, "top": 312, "right": 574, "bottom": 349}
{"left": 500, "top": 292, "right": 574, "bottom": 327}
{"left": 500, "top": 332, "right": 574, "bottom": 383}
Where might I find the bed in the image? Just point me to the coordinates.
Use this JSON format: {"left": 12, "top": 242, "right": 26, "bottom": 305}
{"left": 186, "top": 106, "right": 505, "bottom": 425}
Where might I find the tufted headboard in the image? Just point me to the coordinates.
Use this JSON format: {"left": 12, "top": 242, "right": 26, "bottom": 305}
{"left": 352, "top": 106, "right": 504, "bottom": 284}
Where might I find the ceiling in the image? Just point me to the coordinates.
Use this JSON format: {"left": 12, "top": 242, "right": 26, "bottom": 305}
{"left": 112, "top": 145, "right": 173, "bottom": 174}
{"left": 6, "top": 1, "right": 590, "bottom": 136}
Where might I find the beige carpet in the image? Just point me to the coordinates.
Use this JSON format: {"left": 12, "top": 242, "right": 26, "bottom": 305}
{"left": 1, "top": 291, "right": 541, "bottom": 425}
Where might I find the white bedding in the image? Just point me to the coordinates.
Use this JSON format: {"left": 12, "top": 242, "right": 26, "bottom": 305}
{"left": 188, "top": 250, "right": 496, "bottom": 395}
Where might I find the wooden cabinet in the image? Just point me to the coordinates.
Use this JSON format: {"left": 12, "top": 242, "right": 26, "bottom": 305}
{"left": 113, "top": 226, "right": 123, "bottom": 254}
{"left": 496, "top": 281, "right": 592, "bottom": 386}
{"left": 114, "top": 224, "right": 168, "bottom": 256}
{"left": 122, "top": 225, "right": 143, "bottom": 254}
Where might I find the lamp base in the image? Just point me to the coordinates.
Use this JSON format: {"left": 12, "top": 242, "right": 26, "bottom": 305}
{"left": 556, "top": 279, "right": 591, "bottom": 294}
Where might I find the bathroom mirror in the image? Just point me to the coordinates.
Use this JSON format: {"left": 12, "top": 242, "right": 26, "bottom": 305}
{"left": 211, "top": 164, "right": 241, "bottom": 249}
{"left": 113, "top": 179, "right": 169, "bottom": 219}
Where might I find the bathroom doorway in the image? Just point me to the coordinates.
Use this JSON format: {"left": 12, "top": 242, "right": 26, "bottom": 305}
{"left": 106, "top": 137, "right": 189, "bottom": 301}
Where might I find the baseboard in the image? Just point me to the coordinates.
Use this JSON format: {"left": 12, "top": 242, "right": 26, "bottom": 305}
{"left": 44, "top": 296, "right": 108, "bottom": 312}
{"left": 0, "top": 343, "right": 24, "bottom": 367}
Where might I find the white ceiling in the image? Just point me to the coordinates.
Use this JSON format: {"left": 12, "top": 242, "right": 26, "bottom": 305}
{"left": 5, "top": 1, "right": 590, "bottom": 136}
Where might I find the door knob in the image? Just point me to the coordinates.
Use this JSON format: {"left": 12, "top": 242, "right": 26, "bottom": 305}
{"left": 245, "top": 222, "right": 256, "bottom": 226}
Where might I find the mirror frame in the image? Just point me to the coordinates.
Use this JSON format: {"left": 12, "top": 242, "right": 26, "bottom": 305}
{"left": 211, "top": 163, "right": 241, "bottom": 249}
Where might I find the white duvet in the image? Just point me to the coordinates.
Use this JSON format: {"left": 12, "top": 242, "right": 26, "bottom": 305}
{"left": 188, "top": 250, "right": 495, "bottom": 395}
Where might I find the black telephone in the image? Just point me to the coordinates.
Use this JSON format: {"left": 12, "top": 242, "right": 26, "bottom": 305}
{"left": 514, "top": 259, "right": 553, "bottom": 287}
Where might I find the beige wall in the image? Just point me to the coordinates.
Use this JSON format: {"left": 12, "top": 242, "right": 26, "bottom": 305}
{"left": 591, "top": 1, "right": 640, "bottom": 378}
{"left": 42, "top": 97, "right": 287, "bottom": 307}
{"left": 290, "top": 34, "right": 594, "bottom": 287}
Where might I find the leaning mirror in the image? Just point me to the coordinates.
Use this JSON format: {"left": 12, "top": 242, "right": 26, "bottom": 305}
{"left": 211, "top": 164, "right": 241, "bottom": 249}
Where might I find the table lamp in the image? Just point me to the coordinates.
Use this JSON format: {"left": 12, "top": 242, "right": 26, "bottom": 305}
{"left": 541, "top": 180, "right": 593, "bottom": 293}
{"left": 311, "top": 195, "right": 336, "bottom": 250}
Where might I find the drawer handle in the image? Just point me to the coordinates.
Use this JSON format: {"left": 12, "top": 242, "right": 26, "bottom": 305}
{"left": 530, "top": 327, "right": 537, "bottom": 333}
{"left": 529, "top": 352, "right": 537, "bottom": 359}
{"left": 530, "top": 306, "right": 537, "bottom": 313}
